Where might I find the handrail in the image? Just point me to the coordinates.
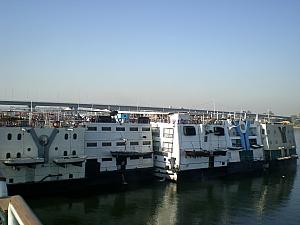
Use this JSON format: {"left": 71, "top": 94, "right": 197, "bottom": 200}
{"left": 0, "top": 195, "right": 42, "bottom": 225}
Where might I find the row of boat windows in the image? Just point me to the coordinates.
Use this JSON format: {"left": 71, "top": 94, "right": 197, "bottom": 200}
{"left": 87, "top": 141, "right": 152, "bottom": 147}
{"left": 159, "top": 126, "right": 227, "bottom": 137}
{"left": 5, "top": 150, "right": 78, "bottom": 159}
{"left": 101, "top": 155, "right": 152, "bottom": 161}
{"left": 5, "top": 133, "right": 78, "bottom": 140}
{"left": 87, "top": 126, "right": 151, "bottom": 132}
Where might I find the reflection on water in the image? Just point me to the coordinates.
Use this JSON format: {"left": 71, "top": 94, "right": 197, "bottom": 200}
{"left": 28, "top": 129, "right": 300, "bottom": 225}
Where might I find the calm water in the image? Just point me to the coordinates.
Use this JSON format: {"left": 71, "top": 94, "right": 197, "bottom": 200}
{"left": 27, "top": 128, "right": 300, "bottom": 225}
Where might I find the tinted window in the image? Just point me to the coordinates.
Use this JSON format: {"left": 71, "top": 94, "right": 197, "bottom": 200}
{"left": 130, "top": 142, "right": 139, "bottom": 146}
{"left": 142, "top": 127, "right": 150, "bottom": 131}
{"left": 102, "top": 142, "right": 112, "bottom": 146}
{"left": 102, "top": 158, "right": 112, "bottom": 161}
{"left": 143, "top": 141, "right": 151, "bottom": 145}
{"left": 116, "top": 127, "right": 125, "bottom": 131}
{"left": 87, "top": 127, "right": 97, "bottom": 131}
{"left": 130, "top": 127, "right": 138, "bottom": 131}
{"left": 249, "top": 139, "right": 257, "bottom": 145}
{"left": 214, "top": 127, "right": 225, "bottom": 136}
{"left": 130, "top": 156, "right": 140, "bottom": 160}
{"left": 183, "top": 126, "right": 196, "bottom": 136}
{"left": 87, "top": 142, "right": 97, "bottom": 147}
{"left": 102, "top": 127, "right": 111, "bottom": 131}
{"left": 116, "top": 142, "right": 126, "bottom": 146}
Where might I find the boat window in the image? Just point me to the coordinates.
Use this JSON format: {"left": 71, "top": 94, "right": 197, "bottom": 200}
{"left": 152, "top": 127, "right": 160, "bottom": 137}
{"left": 65, "top": 134, "right": 68, "bottom": 140}
{"left": 55, "top": 147, "right": 58, "bottom": 151}
{"left": 232, "top": 139, "right": 242, "bottom": 147}
{"left": 64, "top": 151, "right": 68, "bottom": 156}
{"left": 249, "top": 139, "right": 257, "bottom": 145}
{"left": 7, "top": 133, "right": 12, "bottom": 140}
{"left": 102, "top": 127, "right": 111, "bottom": 131}
{"left": 130, "top": 127, "right": 138, "bottom": 131}
{"left": 116, "top": 127, "right": 125, "bottom": 131}
{"left": 87, "top": 127, "right": 97, "bottom": 131}
{"left": 142, "top": 127, "right": 150, "bottom": 131}
{"left": 6, "top": 153, "right": 11, "bottom": 159}
{"left": 116, "top": 142, "right": 126, "bottom": 146}
{"left": 87, "top": 142, "right": 97, "bottom": 147}
{"left": 143, "top": 154, "right": 152, "bottom": 159}
{"left": 163, "top": 128, "right": 174, "bottom": 138}
{"left": 9, "top": 179, "right": 13, "bottom": 184}
{"left": 130, "top": 141, "right": 139, "bottom": 146}
{"left": 69, "top": 174, "right": 73, "bottom": 179}
{"left": 143, "top": 141, "right": 151, "bottom": 145}
{"left": 183, "top": 126, "right": 196, "bottom": 136}
{"left": 73, "top": 133, "right": 77, "bottom": 140}
{"left": 130, "top": 156, "right": 140, "bottom": 160}
{"left": 17, "top": 133, "right": 22, "bottom": 140}
{"left": 72, "top": 150, "right": 76, "bottom": 155}
{"left": 27, "top": 148, "right": 31, "bottom": 152}
{"left": 204, "top": 136, "right": 208, "bottom": 142}
{"left": 153, "top": 146, "right": 159, "bottom": 151}
{"left": 213, "top": 127, "right": 225, "bottom": 136}
{"left": 137, "top": 117, "right": 150, "bottom": 124}
{"left": 102, "top": 142, "right": 112, "bottom": 147}
{"left": 102, "top": 158, "right": 112, "bottom": 161}
{"left": 261, "top": 129, "right": 265, "bottom": 135}
{"left": 16, "top": 152, "right": 21, "bottom": 158}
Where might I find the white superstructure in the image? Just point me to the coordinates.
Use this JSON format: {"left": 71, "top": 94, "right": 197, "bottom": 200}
{"left": 0, "top": 127, "right": 86, "bottom": 185}
{"left": 151, "top": 113, "right": 266, "bottom": 181}
{"left": 84, "top": 115, "right": 153, "bottom": 173}
{"left": 152, "top": 113, "right": 228, "bottom": 180}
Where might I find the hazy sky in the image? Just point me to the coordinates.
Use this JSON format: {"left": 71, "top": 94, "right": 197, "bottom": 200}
{"left": 1, "top": 0, "right": 300, "bottom": 115}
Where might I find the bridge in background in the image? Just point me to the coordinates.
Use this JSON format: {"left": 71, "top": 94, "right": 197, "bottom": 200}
{"left": 0, "top": 100, "right": 290, "bottom": 119}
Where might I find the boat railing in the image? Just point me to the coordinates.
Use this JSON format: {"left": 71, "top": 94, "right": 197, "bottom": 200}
{"left": 0, "top": 195, "right": 42, "bottom": 225}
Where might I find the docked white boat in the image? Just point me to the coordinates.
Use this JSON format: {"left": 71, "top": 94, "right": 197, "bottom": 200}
{"left": 53, "top": 156, "right": 87, "bottom": 165}
{"left": 3, "top": 157, "right": 45, "bottom": 166}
